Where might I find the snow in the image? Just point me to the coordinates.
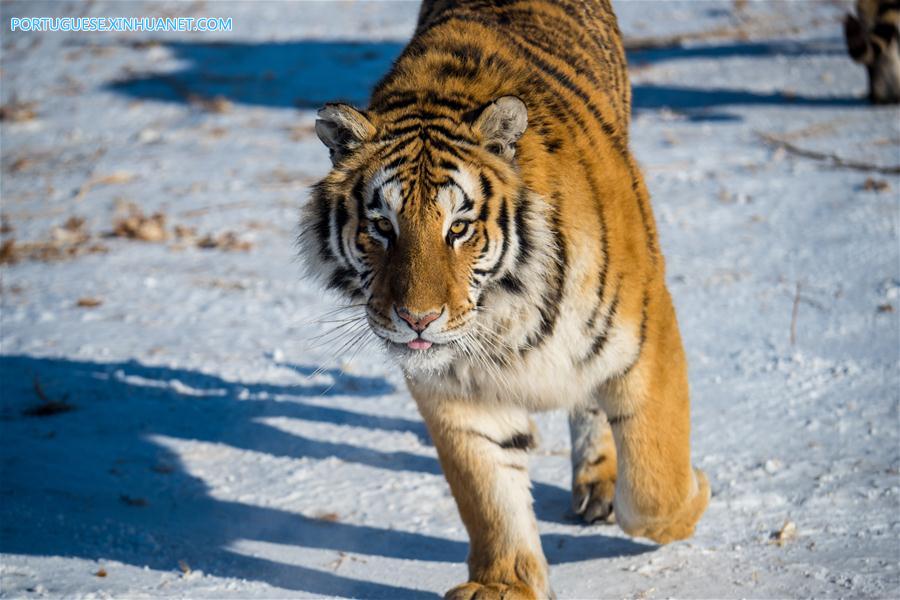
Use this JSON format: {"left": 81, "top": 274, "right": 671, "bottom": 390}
{"left": 1, "top": 0, "right": 898, "bottom": 598}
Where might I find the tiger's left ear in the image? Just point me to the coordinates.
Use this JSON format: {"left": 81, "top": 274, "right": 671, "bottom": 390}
{"left": 473, "top": 96, "right": 528, "bottom": 160}
{"left": 316, "top": 103, "right": 376, "bottom": 165}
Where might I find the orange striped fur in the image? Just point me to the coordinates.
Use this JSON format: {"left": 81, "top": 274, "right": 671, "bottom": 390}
{"left": 300, "top": 1, "right": 709, "bottom": 596}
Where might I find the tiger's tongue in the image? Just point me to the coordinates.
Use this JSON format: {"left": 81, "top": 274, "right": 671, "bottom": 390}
{"left": 407, "top": 339, "right": 433, "bottom": 350}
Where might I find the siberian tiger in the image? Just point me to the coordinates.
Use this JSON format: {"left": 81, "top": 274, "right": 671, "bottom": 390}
{"left": 845, "top": 0, "right": 900, "bottom": 104}
{"left": 299, "top": 0, "right": 709, "bottom": 597}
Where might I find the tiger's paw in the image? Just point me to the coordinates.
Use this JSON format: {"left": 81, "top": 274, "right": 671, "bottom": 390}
{"left": 618, "top": 467, "right": 710, "bottom": 544}
{"left": 444, "top": 581, "right": 541, "bottom": 600}
{"left": 572, "top": 452, "right": 617, "bottom": 524}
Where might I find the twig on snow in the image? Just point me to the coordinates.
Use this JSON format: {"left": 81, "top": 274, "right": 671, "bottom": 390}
{"left": 757, "top": 132, "right": 900, "bottom": 175}
{"left": 790, "top": 282, "right": 801, "bottom": 346}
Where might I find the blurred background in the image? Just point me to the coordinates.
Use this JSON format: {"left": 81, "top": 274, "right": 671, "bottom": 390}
{"left": 1, "top": 1, "right": 898, "bottom": 598}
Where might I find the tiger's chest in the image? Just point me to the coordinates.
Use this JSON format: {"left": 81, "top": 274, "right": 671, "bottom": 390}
{"left": 422, "top": 284, "right": 641, "bottom": 410}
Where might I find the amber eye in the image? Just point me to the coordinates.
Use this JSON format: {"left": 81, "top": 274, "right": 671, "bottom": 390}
{"left": 374, "top": 218, "right": 393, "bottom": 235}
{"left": 448, "top": 220, "right": 470, "bottom": 239}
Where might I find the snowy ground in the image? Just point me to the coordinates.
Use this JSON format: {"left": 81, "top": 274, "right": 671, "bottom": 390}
{"left": 1, "top": 1, "right": 899, "bottom": 598}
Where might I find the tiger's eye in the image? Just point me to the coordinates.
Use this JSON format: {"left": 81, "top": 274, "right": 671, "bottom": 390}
{"left": 374, "top": 218, "right": 393, "bottom": 235}
{"left": 449, "top": 220, "right": 469, "bottom": 236}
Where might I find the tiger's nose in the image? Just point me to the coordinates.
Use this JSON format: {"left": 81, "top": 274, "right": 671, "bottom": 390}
{"left": 396, "top": 306, "right": 441, "bottom": 333}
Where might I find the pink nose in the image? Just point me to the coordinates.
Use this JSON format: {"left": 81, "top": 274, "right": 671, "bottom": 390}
{"left": 396, "top": 306, "right": 441, "bottom": 332}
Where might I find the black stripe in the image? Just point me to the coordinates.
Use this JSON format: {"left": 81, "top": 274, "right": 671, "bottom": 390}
{"left": 383, "top": 153, "right": 408, "bottom": 172}
{"left": 387, "top": 111, "right": 461, "bottom": 130}
{"left": 581, "top": 283, "right": 621, "bottom": 363}
{"left": 619, "top": 288, "right": 650, "bottom": 378}
{"left": 513, "top": 189, "right": 532, "bottom": 266}
{"left": 498, "top": 274, "right": 525, "bottom": 294}
{"left": 423, "top": 123, "right": 478, "bottom": 146}
{"left": 333, "top": 199, "right": 350, "bottom": 265}
{"left": 579, "top": 155, "right": 609, "bottom": 330}
{"left": 478, "top": 234, "right": 490, "bottom": 258}
{"left": 466, "top": 429, "right": 534, "bottom": 451}
{"left": 437, "top": 60, "right": 480, "bottom": 80}
{"left": 326, "top": 266, "right": 355, "bottom": 293}
{"left": 479, "top": 173, "right": 493, "bottom": 199}
{"left": 607, "top": 413, "right": 633, "bottom": 426}
{"left": 477, "top": 197, "right": 489, "bottom": 223}
{"left": 372, "top": 91, "right": 418, "bottom": 114}
{"left": 637, "top": 288, "right": 650, "bottom": 346}
{"left": 490, "top": 197, "right": 511, "bottom": 276}
{"left": 385, "top": 122, "right": 422, "bottom": 138}
{"left": 366, "top": 185, "right": 384, "bottom": 210}
{"left": 878, "top": 1, "right": 900, "bottom": 16}
{"left": 873, "top": 22, "right": 899, "bottom": 45}
{"left": 500, "top": 431, "right": 535, "bottom": 451}
{"left": 311, "top": 186, "right": 333, "bottom": 262}
{"left": 523, "top": 200, "right": 567, "bottom": 352}
{"left": 589, "top": 454, "right": 608, "bottom": 466}
{"left": 544, "top": 137, "right": 563, "bottom": 153}
{"left": 458, "top": 194, "right": 475, "bottom": 213}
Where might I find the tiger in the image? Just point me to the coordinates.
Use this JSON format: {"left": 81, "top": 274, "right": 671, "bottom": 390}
{"left": 299, "top": 1, "right": 709, "bottom": 597}
{"left": 845, "top": 0, "right": 900, "bottom": 104}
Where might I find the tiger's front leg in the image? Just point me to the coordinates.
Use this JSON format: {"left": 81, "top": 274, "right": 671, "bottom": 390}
{"left": 411, "top": 386, "right": 552, "bottom": 600}
{"left": 601, "top": 285, "right": 710, "bottom": 544}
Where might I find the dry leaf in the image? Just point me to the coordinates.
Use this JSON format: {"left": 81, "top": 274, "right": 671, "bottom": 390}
{"left": 74, "top": 172, "right": 135, "bottom": 201}
{"left": 197, "top": 231, "right": 252, "bottom": 252}
{"left": 0, "top": 102, "right": 37, "bottom": 122}
{"left": 178, "top": 560, "right": 191, "bottom": 575}
{"left": 95, "top": 567, "right": 107, "bottom": 578}
{"left": 315, "top": 512, "right": 340, "bottom": 522}
{"left": 877, "top": 303, "right": 894, "bottom": 313}
{"left": 771, "top": 520, "right": 796, "bottom": 546}
{"left": 76, "top": 297, "right": 102, "bottom": 308}
{"left": 112, "top": 208, "right": 168, "bottom": 242}
{"left": 9, "top": 157, "right": 34, "bottom": 172}
{"left": 52, "top": 216, "right": 89, "bottom": 246}
{"left": 190, "top": 94, "right": 232, "bottom": 113}
{"left": 863, "top": 177, "right": 890, "bottom": 192}
{"left": 173, "top": 225, "right": 198, "bottom": 241}
{"left": 0, "top": 239, "right": 18, "bottom": 264}
{"left": 91, "top": 172, "right": 134, "bottom": 186}
{"left": 24, "top": 377, "right": 75, "bottom": 417}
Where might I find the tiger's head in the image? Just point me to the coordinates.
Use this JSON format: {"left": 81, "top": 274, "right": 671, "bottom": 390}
{"left": 299, "top": 96, "right": 530, "bottom": 374}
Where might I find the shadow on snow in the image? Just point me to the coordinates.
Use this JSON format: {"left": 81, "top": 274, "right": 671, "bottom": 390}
{"left": 106, "top": 37, "right": 863, "bottom": 116}
{"left": 0, "top": 355, "right": 651, "bottom": 598}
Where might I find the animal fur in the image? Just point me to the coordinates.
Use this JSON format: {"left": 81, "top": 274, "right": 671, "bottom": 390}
{"left": 299, "top": 1, "right": 709, "bottom": 597}
{"left": 845, "top": 0, "right": 900, "bottom": 103}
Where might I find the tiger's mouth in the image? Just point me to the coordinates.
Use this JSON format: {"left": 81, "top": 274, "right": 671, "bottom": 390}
{"left": 381, "top": 335, "right": 458, "bottom": 374}
{"left": 406, "top": 338, "right": 434, "bottom": 351}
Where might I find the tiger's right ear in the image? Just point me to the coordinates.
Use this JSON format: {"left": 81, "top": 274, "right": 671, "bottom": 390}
{"left": 315, "top": 103, "right": 376, "bottom": 165}
{"left": 472, "top": 96, "right": 528, "bottom": 160}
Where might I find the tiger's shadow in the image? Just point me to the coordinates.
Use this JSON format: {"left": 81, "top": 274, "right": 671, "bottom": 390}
{"left": 0, "top": 354, "right": 651, "bottom": 598}
{"left": 106, "top": 37, "right": 862, "bottom": 115}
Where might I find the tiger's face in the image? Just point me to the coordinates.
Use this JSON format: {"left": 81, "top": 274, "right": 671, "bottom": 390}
{"left": 301, "top": 97, "right": 529, "bottom": 373}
